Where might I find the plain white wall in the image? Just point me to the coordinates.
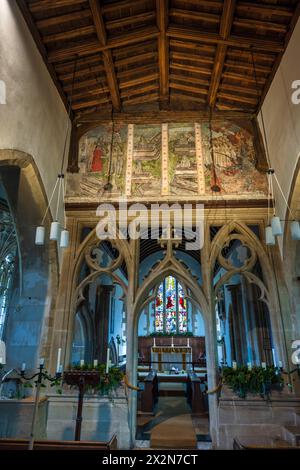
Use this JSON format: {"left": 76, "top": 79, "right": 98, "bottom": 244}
{"left": 0, "top": 0, "right": 70, "bottom": 220}
{"left": 258, "top": 17, "right": 300, "bottom": 253}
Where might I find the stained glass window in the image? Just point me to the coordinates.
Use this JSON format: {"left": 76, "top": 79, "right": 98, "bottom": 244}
{"left": 155, "top": 276, "right": 188, "bottom": 334}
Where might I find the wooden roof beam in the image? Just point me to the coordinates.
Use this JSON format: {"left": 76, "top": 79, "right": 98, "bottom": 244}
{"left": 208, "top": 0, "right": 236, "bottom": 108}
{"left": 29, "top": 0, "right": 86, "bottom": 13}
{"left": 89, "top": 0, "right": 121, "bottom": 111}
{"left": 119, "top": 73, "right": 159, "bottom": 89}
{"left": 43, "top": 25, "right": 95, "bottom": 44}
{"left": 36, "top": 10, "right": 92, "bottom": 29}
{"left": 157, "top": 0, "right": 169, "bottom": 109}
{"left": 167, "top": 26, "right": 284, "bottom": 52}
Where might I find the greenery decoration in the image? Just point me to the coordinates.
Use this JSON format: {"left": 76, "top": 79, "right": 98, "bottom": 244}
{"left": 222, "top": 366, "right": 283, "bottom": 400}
{"left": 51, "top": 364, "right": 124, "bottom": 396}
{"left": 149, "top": 332, "right": 194, "bottom": 337}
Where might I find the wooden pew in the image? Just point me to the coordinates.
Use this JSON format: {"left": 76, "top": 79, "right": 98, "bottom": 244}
{"left": 140, "top": 370, "right": 158, "bottom": 414}
{"left": 187, "top": 373, "right": 207, "bottom": 413}
{"left": 0, "top": 434, "right": 117, "bottom": 450}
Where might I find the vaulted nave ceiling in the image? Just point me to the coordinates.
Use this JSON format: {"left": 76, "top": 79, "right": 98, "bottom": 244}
{"left": 17, "top": 0, "right": 300, "bottom": 118}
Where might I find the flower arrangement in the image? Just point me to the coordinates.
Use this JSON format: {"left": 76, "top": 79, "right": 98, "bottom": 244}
{"left": 222, "top": 365, "right": 283, "bottom": 400}
{"left": 52, "top": 363, "right": 124, "bottom": 396}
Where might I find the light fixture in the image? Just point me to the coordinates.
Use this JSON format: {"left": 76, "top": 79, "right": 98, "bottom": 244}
{"left": 250, "top": 48, "right": 300, "bottom": 245}
{"left": 34, "top": 58, "right": 78, "bottom": 249}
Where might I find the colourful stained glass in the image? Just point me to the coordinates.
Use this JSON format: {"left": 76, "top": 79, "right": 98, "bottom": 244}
{"left": 155, "top": 282, "right": 164, "bottom": 332}
{"left": 178, "top": 282, "right": 187, "bottom": 333}
{"left": 155, "top": 276, "right": 188, "bottom": 334}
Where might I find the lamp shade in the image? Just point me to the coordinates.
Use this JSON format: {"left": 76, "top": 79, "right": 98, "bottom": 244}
{"left": 265, "top": 226, "right": 275, "bottom": 246}
{"left": 50, "top": 221, "right": 60, "bottom": 241}
{"left": 271, "top": 216, "right": 283, "bottom": 236}
{"left": 60, "top": 229, "right": 69, "bottom": 248}
{"left": 35, "top": 226, "right": 45, "bottom": 245}
{"left": 290, "top": 220, "right": 300, "bottom": 240}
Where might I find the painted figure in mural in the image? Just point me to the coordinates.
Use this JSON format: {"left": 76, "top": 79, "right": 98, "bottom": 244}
{"left": 91, "top": 139, "right": 103, "bottom": 172}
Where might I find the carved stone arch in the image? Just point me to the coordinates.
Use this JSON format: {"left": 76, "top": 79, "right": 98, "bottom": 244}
{"left": 209, "top": 221, "right": 276, "bottom": 294}
{"left": 73, "top": 227, "right": 132, "bottom": 290}
{"left": 75, "top": 270, "right": 127, "bottom": 310}
{"left": 134, "top": 264, "right": 209, "bottom": 329}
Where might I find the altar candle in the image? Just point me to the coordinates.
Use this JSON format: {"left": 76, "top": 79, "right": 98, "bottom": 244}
{"left": 0, "top": 357, "right": 3, "bottom": 365}
{"left": 247, "top": 362, "right": 252, "bottom": 371}
{"left": 39, "top": 358, "right": 45, "bottom": 367}
{"left": 58, "top": 365, "right": 63, "bottom": 373}
{"left": 153, "top": 338, "right": 156, "bottom": 347}
{"left": 187, "top": 338, "right": 190, "bottom": 348}
{"left": 80, "top": 359, "right": 84, "bottom": 367}
{"left": 261, "top": 362, "right": 267, "bottom": 369}
{"left": 232, "top": 361, "right": 237, "bottom": 370}
{"left": 93, "top": 359, "right": 98, "bottom": 368}
{"left": 278, "top": 361, "right": 283, "bottom": 368}
{"left": 106, "top": 348, "right": 110, "bottom": 373}
{"left": 21, "top": 362, "right": 26, "bottom": 372}
{"left": 56, "top": 348, "right": 62, "bottom": 373}
{"left": 171, "top": 337, "right": 174, "bottom": 347}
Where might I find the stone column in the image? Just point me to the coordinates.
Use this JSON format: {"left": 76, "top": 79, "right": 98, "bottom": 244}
{"left": 95, "top": 285, "right": 113, "bottom": 363}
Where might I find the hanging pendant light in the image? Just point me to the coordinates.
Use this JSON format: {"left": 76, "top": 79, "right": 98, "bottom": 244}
{"left": 60, "top": 229, "right": 69, "bottom": 248}
{"left": 290, "top": 220, "right": 300, "bottom": 240}
{"left": 265, "top": 226, "right": 275, "bottom": 246}
{"left": 35, "top": 226, "right": 45, "bottom": 246}
{"left": 271, "top": 216, "right": 283, "bottom": 237}
{"left": 34, "top": 58, "right": 78, "bottom": 248}
{"left": 50, "top": 221, "right": 61, "bottom": 241}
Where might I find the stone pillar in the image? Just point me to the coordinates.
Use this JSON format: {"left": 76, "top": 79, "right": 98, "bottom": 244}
{"left": 95, "top": 285, "right": 113, "bottom": 363}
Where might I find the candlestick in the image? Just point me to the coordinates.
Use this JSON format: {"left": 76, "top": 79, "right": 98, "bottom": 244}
{"left": 93, "top": 359, "right": 98, "bottom": 368}
{"left": 232, "top": 361, "right": 237, "bottom": 370}
{"left": 106, "top": 348, "right": 110, "bottom": 373}
{"left": 56, "top": 348, "right": 62, "bottom": 373}
{"left": 261, "top": 362, "right": 267, "bottom": 369}
{"left": 21, "top": 362, "right": 26, "bottom": 372}
{"left": 247, "top": 362, "right": 252, "bottom": 371}
{"left": 80, "top": 359, "right": 84, "bottom": 367}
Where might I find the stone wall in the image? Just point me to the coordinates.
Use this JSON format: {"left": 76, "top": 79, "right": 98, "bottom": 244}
{"left": 217, "top": 385, "right": 300, "bottom": 449}
{"left": 46, "top": 390, "right": 131, "bottom": 449}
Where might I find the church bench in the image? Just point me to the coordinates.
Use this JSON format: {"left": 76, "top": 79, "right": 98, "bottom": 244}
{"left": 0, "top": 435, "right": 117, "bottom": 450}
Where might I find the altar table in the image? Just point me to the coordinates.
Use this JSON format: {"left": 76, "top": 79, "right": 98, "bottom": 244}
{"left": 151, "top": 346, "right": 192, "bottom": 371}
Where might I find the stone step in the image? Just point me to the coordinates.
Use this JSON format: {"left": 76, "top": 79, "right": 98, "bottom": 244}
{"left": 283, "top": 425, "right": 300, "bottom": 446}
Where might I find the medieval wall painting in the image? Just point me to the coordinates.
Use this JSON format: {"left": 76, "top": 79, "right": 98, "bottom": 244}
{"left": 168, "top": 123, "right": 198, "bottom": 196}
{"left": 67, "top": 120, "right": 268, "bottom": 201}
{"left": 131, "top": 124, "right": 161, "bottom": 197}
{"left": 76, "top": 123, "right": 127, "bottom": 198}
{"left": 200, "top": 120, "right": 267, "bottom": 195}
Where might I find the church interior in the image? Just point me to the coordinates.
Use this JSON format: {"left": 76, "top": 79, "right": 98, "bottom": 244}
{"left": 1, "top": 0, "right": 300, "bottom": 452}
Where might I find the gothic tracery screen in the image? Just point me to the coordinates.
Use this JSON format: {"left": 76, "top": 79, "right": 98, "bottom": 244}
{"left": 155, "top": 276, "right": 187, "bottom": 334}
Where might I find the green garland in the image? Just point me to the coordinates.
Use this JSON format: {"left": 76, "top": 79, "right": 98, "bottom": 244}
{"left": 149, "top": 332, "right": 194, "bottom": 337}
{"left": 51, "top": 364, "right": 124, "bottom": 396}
{"left": 222, "top": 366, "right": 283, "bottom": 400}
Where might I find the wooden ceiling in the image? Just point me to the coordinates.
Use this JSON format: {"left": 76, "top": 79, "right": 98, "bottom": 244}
{"left": 17, "top": 0, "right": 300, "bottom": 118}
